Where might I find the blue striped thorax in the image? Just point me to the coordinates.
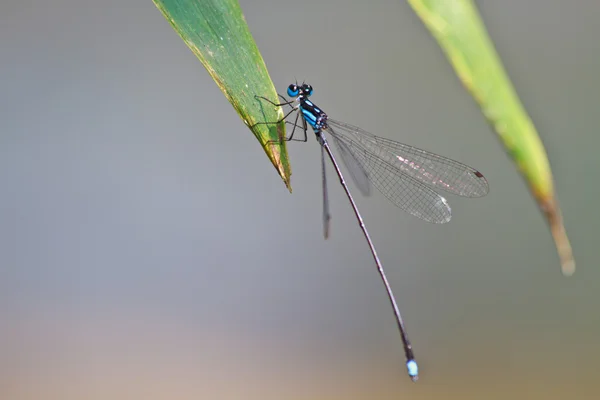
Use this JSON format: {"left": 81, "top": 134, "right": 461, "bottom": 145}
{"left": 287, "top": 83, "right": 328, "bottom": 131}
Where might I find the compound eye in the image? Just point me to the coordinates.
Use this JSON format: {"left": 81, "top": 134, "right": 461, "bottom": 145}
{"left": 305, "top": 84, "right": 313, "bottom": 96}
{"left": 287, "top": 84, "right": 299, "bottom": 97}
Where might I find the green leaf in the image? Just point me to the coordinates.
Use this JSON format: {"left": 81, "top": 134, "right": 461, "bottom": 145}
{"left": 152, "top": 0, "right": 291, "bottom": 190}
{"left": 407, "top": 0, "right": 575, "bottom": 276}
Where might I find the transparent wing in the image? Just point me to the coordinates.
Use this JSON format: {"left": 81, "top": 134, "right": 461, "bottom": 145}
{"left": 327, "top": 119, "right": 489, "bottom": 198}
{"left": 324, "top": 124, "right": 452, "bottom": 224}
{"left": 329, "top": 133, "right": 371, "bottom": 196}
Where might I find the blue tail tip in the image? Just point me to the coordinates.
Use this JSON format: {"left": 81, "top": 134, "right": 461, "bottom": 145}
{"left": 406, "top": 360, "right": 419, "bottom": 382}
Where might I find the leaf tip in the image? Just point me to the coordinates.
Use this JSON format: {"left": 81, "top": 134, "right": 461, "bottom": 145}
{"left": 262, "top": 138, "right": 292, "bottom": 193}
{"left": 561, "top": 259, "right": 576, "bottom": 277}
{"left": 542, "top": 196, "right": 576, "bottom": 277}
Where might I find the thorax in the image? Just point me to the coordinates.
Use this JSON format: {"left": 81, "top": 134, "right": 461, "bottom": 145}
{"left": 299, "top": 97, "right": 328, "bottom": 131}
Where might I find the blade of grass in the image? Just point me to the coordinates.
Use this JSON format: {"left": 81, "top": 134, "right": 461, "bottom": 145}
{"left": 407, "top": 0, "right": 575, "bottom": 276}
{"left": 153, "top": 0, "right": 291, "bottom": 190}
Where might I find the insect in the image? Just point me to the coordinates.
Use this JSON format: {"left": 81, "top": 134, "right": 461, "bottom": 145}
{"left": 255, "top": 83, "right": 489, "bottom": 381}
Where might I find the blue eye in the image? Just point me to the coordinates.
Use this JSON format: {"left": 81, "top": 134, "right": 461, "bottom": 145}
{"left": 300, "top": 84, "right": 313, "bottom": 96}
{"left": 287, "top": 84, "right": 299, "bottom": 97}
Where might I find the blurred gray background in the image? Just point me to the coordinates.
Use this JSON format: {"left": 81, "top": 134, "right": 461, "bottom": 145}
{"left": 1, "top": 0, "right": 599, "bottom": 399}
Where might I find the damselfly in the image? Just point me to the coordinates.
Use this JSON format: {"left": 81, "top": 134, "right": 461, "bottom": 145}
{"left": 256, "top": 83, "right": 489, "bottom": 381}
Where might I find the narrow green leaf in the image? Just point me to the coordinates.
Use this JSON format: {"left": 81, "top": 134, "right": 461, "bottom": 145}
{"left": 407, "top": 0, "right": 575, "bottom": 275}
{"left": 153, "top": 0, "right": 291, "bottom": 190}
